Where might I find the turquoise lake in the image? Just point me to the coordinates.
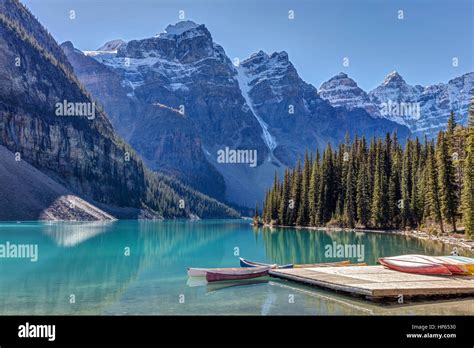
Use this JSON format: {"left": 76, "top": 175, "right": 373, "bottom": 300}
{"left": 1, "top": 219, "right": 473, "bottom": 315}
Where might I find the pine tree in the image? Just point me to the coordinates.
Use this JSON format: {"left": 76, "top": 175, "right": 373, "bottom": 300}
{"left": 410, "top": 138, "right": 423, "bottom": 227}
{"left": 462, "top": 112, "right": 474, "bottom": 237}
{"left": 297, "top": 151, "right": 311, "bottom": 226}
{"left": 401, "top": 140, "right": 413, "bottom": 227}
{"left": 309, "top": 150, "right": 321, "bottom": 226}
{"left": 253, "top": 202, "right": 260, "bottom": 225}
{"left": 381, "top": 134, "right": 392, "bottom": 224}
{"left": 343, "top": 155, "right": 356, "bottom": 228}
{"left": 289, "top": 161, "right": 302, "bottom": 225}
{"left": 388, "top": 134, "right": 402, "bottom": 227}
{"left": 356, "top": 156, "right": 370, "bottom": 227}
{"left": 371, "top": 140, "right": 385, "bottom": 228}
{"left": 426, "top": 141, "right": 444, "bottom": 233}
{"left": 278, "top": 169, "right": 291, "bottom": 226}
{"left": 319, "top": 144, "right": 336, "bottom": 224}
{"left": 262, "top": 190, "right": 269, "bottom": 223}
{"left": 336, "top": 140, "right": 350, "bottom": 222}
{"left": 437, "top": 132, "right": 459, "bottom": 232}
{"left": 367, "top": 139, "right": 377, "bottom": 202}
{"left": 447, "top": 111, "right": 457, "bottom": 139}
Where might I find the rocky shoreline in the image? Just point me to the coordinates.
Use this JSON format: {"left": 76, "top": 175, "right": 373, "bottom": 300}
{"left": 261, "top": 223, "right": 474, "bottom": 255}
{"left": 398, "top": 230, "right": 474, "bottom": 254}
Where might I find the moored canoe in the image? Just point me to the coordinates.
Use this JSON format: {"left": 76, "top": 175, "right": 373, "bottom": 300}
{"left": 239, "top": 257, "right": 293, "bottom": 269}
{"left": 442, "top": 256, "right": 474, "bottom": 274}
{"left": 420, "top": 255, "right": 470, "bottom": 275}
{"left": 206, "top": 266, "right": 270, "bottom": 282}
{"left": 378, "top": 255, "right": 452, "bottom": 275}
{"left": 187, "top": 267, "right": 246, "bottom": 277}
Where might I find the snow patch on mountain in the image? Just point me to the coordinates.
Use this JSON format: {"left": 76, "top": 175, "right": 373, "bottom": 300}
{"left": 319, "top": 72, "right": 379, "bottom": 116}
{"left": 240, "top": 51, "right": 292, "bottom": 103}
{"left": 368, "top": 71, "right": 424, "bottom": 123}
{"left": 90, "top": 54, "right": 200, "bottom": 95}
{"left": 319, "top": 70, "right": 474, "bottom": 137}
{"left": 158, "top": 20, "right": 200, "bottom": 38}
{"left": 235, "top": 65, "right": 277, "bottom": 153}
{"left": 97, "top": 39, "right": 126, "bottom": 52}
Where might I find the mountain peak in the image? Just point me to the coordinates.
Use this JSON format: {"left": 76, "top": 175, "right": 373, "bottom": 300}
{"left": 97, "top": 39, "right": 126, "bottom": 51}
{"left": 250, "top": 50, "right": 269, "bottom": 59}
{"left": 319, "top": 72, "right": 376, "bottom": 114}
{"left": 60, "top": 41, "right": 84, "bottom": 56}
{"left": 321, "top": 72, "right": 357, "bottom": 88}
{"left": 245, "top": 50, "right": 291, "bottom": 65}
{"left": 270, "top": 51, "right": 289, "bottom": 61}
{"left": 159, "top": 20, "right": 201, "bottom": 37}
{"left": 335, "top": 72, "right": 348, "bottom": 79}
{"left": 115, "top": 20, "right": 215, "bottom": 61}
{"left": 383, "top": 71, "right": 405, "bottom": 85}
{"left": 60, "top": 41, "right": 74, "bottom": 50}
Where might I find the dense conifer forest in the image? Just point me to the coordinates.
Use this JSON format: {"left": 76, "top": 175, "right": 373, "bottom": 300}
{"left": 261, "top": 101, "right": 474, "bottom": 237}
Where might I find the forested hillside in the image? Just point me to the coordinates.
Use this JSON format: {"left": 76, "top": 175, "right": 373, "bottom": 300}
{"left": 0, "top": 0, "right": 239, "bottom": 220}
{"left": 262, "top": 104, "right": 474, "bottom": 237}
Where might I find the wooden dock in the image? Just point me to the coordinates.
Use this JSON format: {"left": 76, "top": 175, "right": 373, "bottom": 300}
{"left": 269, "top": 266, "right": 474, "bottom": 301}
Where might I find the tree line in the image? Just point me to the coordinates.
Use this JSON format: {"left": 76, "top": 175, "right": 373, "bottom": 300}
{"left": 260, "top": 109, "right": 474, "bottom": 237}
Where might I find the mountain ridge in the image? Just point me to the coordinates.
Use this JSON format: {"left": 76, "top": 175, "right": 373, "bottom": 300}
{"left": 64, "top": 20, "right": 410, "bottom": 208}
{"left": 0, "top": 1, "right": 238, "bottom": 220}
{"left": 320, "top": 70, "right": 473, "bottom": 137}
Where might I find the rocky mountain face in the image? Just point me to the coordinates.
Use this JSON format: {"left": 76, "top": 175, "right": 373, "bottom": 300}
{"left": 63, "top": 21, "right": 271, "bottom": 205}
{"left": 64, "top": 20, "right": 410, "bottom": 207}
{"left": 0, "top": 0, "right": 238, "bottom": 220}
{"left": 0, "top": 145, "right": 117, "bottom": 221}
{"left": 61, "top": 40, "right": 227, "bottom": 201}
{"left": 319, "top": 71, "right": 474, "bottom": 137}
{"left": 318, "top": 72, "right": 380, "bottom": 116}
{"left": 236, "top": 52, "right": 409, "bottom": 166}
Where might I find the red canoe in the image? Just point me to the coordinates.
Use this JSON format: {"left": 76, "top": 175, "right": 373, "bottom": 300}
{"left": 417, "top": 255, "right": 467, "bottom": 275}
{"left": 205, "top": 266, "right": 270, "bottom": 282}
{"left": 378, "top": 255, "right": 452, "bottom": 275}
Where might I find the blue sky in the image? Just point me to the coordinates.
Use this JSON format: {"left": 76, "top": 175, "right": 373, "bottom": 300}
{"left": 23, "top": 0, "right": 473, "bottom": 90}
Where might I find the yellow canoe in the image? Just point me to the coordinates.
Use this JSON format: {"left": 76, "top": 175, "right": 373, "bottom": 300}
{"left": 437, "top": 256, "right": 474, "bottom": 275}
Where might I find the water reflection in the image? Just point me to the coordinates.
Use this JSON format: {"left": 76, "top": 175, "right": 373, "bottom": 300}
{"left": 43, "top": 221, "right": 115, "bottom": 247}
{"left": 0, "top": 220, "right": 232, "bottom": 314}
{"left": 257, "top": 227, "right": 450, "bottom": 265}
{"left": 0, "top": 220, "right": 471, "bottom": 315}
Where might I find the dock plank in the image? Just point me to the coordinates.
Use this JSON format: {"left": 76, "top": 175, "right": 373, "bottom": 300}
{"left": 269, "top": 266, "right": 474, "bottom": 300}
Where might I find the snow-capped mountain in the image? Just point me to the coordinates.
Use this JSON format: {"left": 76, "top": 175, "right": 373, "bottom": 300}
{"left": 97, "top": 39, "right": 126, "bottom": 52}
{"left": 66, "top": 20, "right": 270, "bottom": 204}
{"left": 319, "top": 71, "right": 473, "bottom": 137}
{"left": 64, "top": 21, "right": 409, "bottom": 207}
{"left": 319, "top": 72, "right": 380, "bottom": 116}
{"left": 0, "top": 3, "right": 237, "bottom": 220}
{"left": 235, "top": 51, "right": 408, "bottom": 166}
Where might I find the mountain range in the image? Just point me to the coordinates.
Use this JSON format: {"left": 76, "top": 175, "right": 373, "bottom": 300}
{"left": 0, "top": 1, "right": 238, "bottom": 220}
{"left": 2, "top": 3, "right": 470, "bottom": 215}
{"left": 319, "top": 71, "right": 473, "bottom": 137}
{"left": 63, "top": 20, "right": 413, "bottom": 208}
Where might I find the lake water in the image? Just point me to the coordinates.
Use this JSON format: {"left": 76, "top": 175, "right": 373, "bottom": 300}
{"left": 1, "top": 219, "right": 473, "bottom": 315}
